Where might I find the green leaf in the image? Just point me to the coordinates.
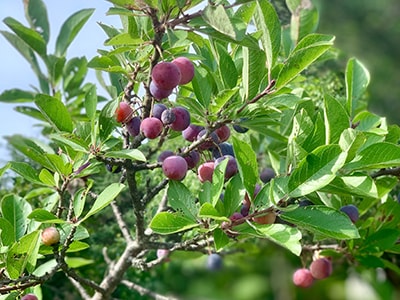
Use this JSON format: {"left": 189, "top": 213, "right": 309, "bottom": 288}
{"left": 3, "top": 17, "right": 47, "bottom": 58}
{"left": 87, "top": 55, "right": 127, "bottom": 74}
{"left": 321, "top": 176, "right": 378, "bottom": 199}
{"left": 0, "top": 218, "right": 15, "bottom": 246}
{"left": 24, "top": 0, "right": 50, "bottom": 43}
{"left": 198, "top": 203, "right": 227, "bottom": 221}
{"left": 65, "top": 257, "right": 94, "bottom": 268}
{"left": 80, "top": 183, "right": 125, "bottom": 222}
{"left": 167, "top": 181, "right": 198, "bottom": 221}
{"left": 202, "top": 5, "right": 236, "bottom": 40}
{"left": 0, "top": 89, "right": 35, "bottom": 103}
{"left": 149, "top": 212, "right": 199, "bottom": 235}
{"left": 217, "top": 44, "right": 238, "bottom": 89}
{"left": 1, "top": 194, "right": 31, "bottom": 240}
{"left": 9, "top": 161, "right": 42, "bottom": 185}
{"left": 238, "top": 223, "right": 302, "bottom": 255}
{"left": 361, "top": 228, "right": 399, "bottom": 253}
{"left": 39, "top": 168, "right": 56, "bottom": 186}
{"left": 67, "top": 240, "right": 90, "bottom": 253}
{"left": 233, "top": 136, "right": 259, "bottom": 201}
{"left": 28, "top": 209, "right": 65, "bottom": 224}
{"left": 288, "top": 145, "right": 347, "bottom": 197}
{"left": 280, "top": 205, "right": 360, "bottom": 239}
{"left": 323, "top": 95, "right": 350, "bottom": 144}
{"left": 55, "top": 9, "right": 95, "bottom": 57}
{"left": 0, "top": 30, "right": 49, "bottom": 93}
{"left": 275, "top": 34, "right": 335, "bottom": 91}
{"left": 73, "top": 188, "right": 87, "bottom": 219}
{"left": 85, "top": 84, "right": 97, "bottom": 119}
{"left": 339, "top": 128, "right": 366, "bottom": 163}
{"left": 242, "top": 47, "right": 266, "bottom": 101}
{"left": 191, "top": 66, "right": 212, "bottom": 109}
{"left": 105, "top": 32, "right": 143, "bottom": 46}
{"left": 211, "top": 158, "right": 228, "bottom": 207}
{"left": 49, "top": 133, "right": 88, "bottom": 153}
{"left": 253, "top": 0, "right": 281, "bottom": 70}
{"left": 105, "top": 149, "right": 146, "bottom": 162}
{"left": 345, "top": 142, "right": 400, "bottom": 171}
{"left": 222, "top": 175, "right": 244, "bottom": 216}
{"left": 6, "top": 230, "right": 41, "bottom": 278}
{"left": 287, "top": 0, "right": 319, "bottom": 43}
{"left": 35, "top": 94, "right": 74, "bottom": 132}
{"left": 213, "top": 228, "right": 230, "bottom": 252}
{"left": 63, "top": 57, "right": 88, "bottom": 97}
{"left": 345, "top": 58, "right": 370, "bottom": 117}
{"left": 45, "top": 153, "right": 73, "bottom": 176}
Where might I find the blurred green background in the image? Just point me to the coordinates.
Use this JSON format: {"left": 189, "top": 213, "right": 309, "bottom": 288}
{"left": 316, "top": 0, "right": 400, "bottom": 123}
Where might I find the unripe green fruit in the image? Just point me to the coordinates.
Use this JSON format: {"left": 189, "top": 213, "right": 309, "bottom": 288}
{"left": 41, "top": 226, "right": 60, "bottom": 246}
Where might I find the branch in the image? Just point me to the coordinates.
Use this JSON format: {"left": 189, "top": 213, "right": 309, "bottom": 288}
{"left": 121, "top": 279, "right": 180, "bottom": 300}
{"left": 110, "top": 200, "right": 133, "bottom": 243}
{"left": 371, "top": 167, "right": 400, "bottom": 178}
{"left": 236, "top": 79, "right": 276, "bottom": 114}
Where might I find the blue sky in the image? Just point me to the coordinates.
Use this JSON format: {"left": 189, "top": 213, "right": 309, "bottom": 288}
{"left": 0, "top": 1, "right": 120, "bottom": 162}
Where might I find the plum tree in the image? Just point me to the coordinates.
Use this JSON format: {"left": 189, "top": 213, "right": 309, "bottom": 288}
{"left": 310, "top": 258, "right": 332, "bottom": 280}
{"left": 172, "top": 57, "right": 195, "bottom": 85}
{"left": 292, "top": 269, "right": 314, "bottom": 288}
{"left": 140, "top": 117, "right": 164, "bottom": 139}
{"left": 1, "top": 0, "right": 399, "bottom": 299}
{"left": 41, "top": 227, "right": 60, "bottom": 246}
{"left": 162, "top": 155, "right": 188, "bottom": 181}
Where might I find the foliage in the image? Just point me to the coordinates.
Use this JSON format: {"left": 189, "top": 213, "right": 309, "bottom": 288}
{"left": 0, "top": 0, "right": 399, "bottom": 299}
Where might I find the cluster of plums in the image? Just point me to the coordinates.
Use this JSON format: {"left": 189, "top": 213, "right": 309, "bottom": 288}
{"left": 293, "top": 257, "right": 333, "bottom": 288}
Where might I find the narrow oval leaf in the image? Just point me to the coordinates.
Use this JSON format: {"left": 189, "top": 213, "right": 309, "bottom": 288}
{"left": 198, "top": 203, "right": 227, "bottom": 221}
{"left": 0, "top": 89, "right": 35, "bottom": 103}
{"left": 35, "top": 94, "right": 74, "bottom": 133}
{"left": 167, "top": 181, "right": 197, "bottom": 221}
{"left": 3, "top": 17, "right": 47, "bottom": 58}
{"left": 1, "top": 194, "right": 32, "bottom": 240}
{"left": 323, "top": 95, "right": 350, "bottom": 144}
{"left": 24, "top": 0, "right": 50, "bottom": 43}
{"left": 28, "top": 209, "right": 65, "bottom": 224}
{"left": 288, "top": 145, "right": 347, "bottom": 197}
{"left": 150, "top": 212, "right": 199, "bottom": 235}
{"left": 233, "top": 136, "right": 259, "bottom": 200}
{"left": 202, "top": 5, "right": 236, "bottom": 39}
{"left": 81, "top": 183, "right": 125, "bottom": 222}
{"left": 280, "top": 205, "right": 360, "bottom": 239}
{"left": 345, "top": 142, "right": 400, "bottom": 171}
{"left": 9, "top": 161, "right": 42, "bottom": 185}
{"left": 105, "top": 149, "right": 146, "bottom": 162}
{"left": 55, "top": 9, "right": 95, "bottom": 57}
{"left": 346, "top": 58, "right": 370, "bottom": 117}
{"left": 253, "top": 0, "right": 281, "bottom": 70}
{"left": 275, "top": 34, "right": 335, "bottom": 90}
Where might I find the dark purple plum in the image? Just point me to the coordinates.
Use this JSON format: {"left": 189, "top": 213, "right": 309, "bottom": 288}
{"left": 310, "top": 258, "right": 332, "bottom": 280}
{"left": 207, "top": 253, "right": 223, "bottom": 271}
{"left": 172, "top": 57, "right": 195, "bottom": 85}
{"left": 212, "top": 142, "right": 234, "bottom": 159}
{"left": 161, "top": 109, "right": 176, "bottom": 125}
{"left": 260, "top": 167, "right": 275, "bottom": 183}
{"left": 21, "top": 295, "right": 38, "bottom": 300}
{"left": 162, "top": 155, "right": 188, "bottom": 181}
{"left": 140, "top": 117, "right": 163, "bottom": 139}
{"left": 150, "top": 81, "right": 173, "bottom": 100}
{"left": 151, "top": 61, "right": 181, "bottom": 90}
{"left": 158, "top": 150, "right": 175, "bottom": 163}
{"left": 215, "top": 155, "right": 238, "bottom": 179}
{"left": 182, "top": 124, "right": 204, "bottom": 142}
{"left": 126, "top": 116, "right": 141, "bottom": 137}
{"left": 183, "top": 150, "right": 200, "bottom": 169}
{"left": 340, "top": 204, "right": 359, "bottom": 223}
{"left": 152, "top": 103, "right": 168, "bottom": 120}
{"left": 197, "top": 129, "right": 219, "bottom": 150}
{"left": 170, "top": 107, "right": 190, "bottom": 131}
{"left": 215, "top": 125, "right": 230, "bottom": 143}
